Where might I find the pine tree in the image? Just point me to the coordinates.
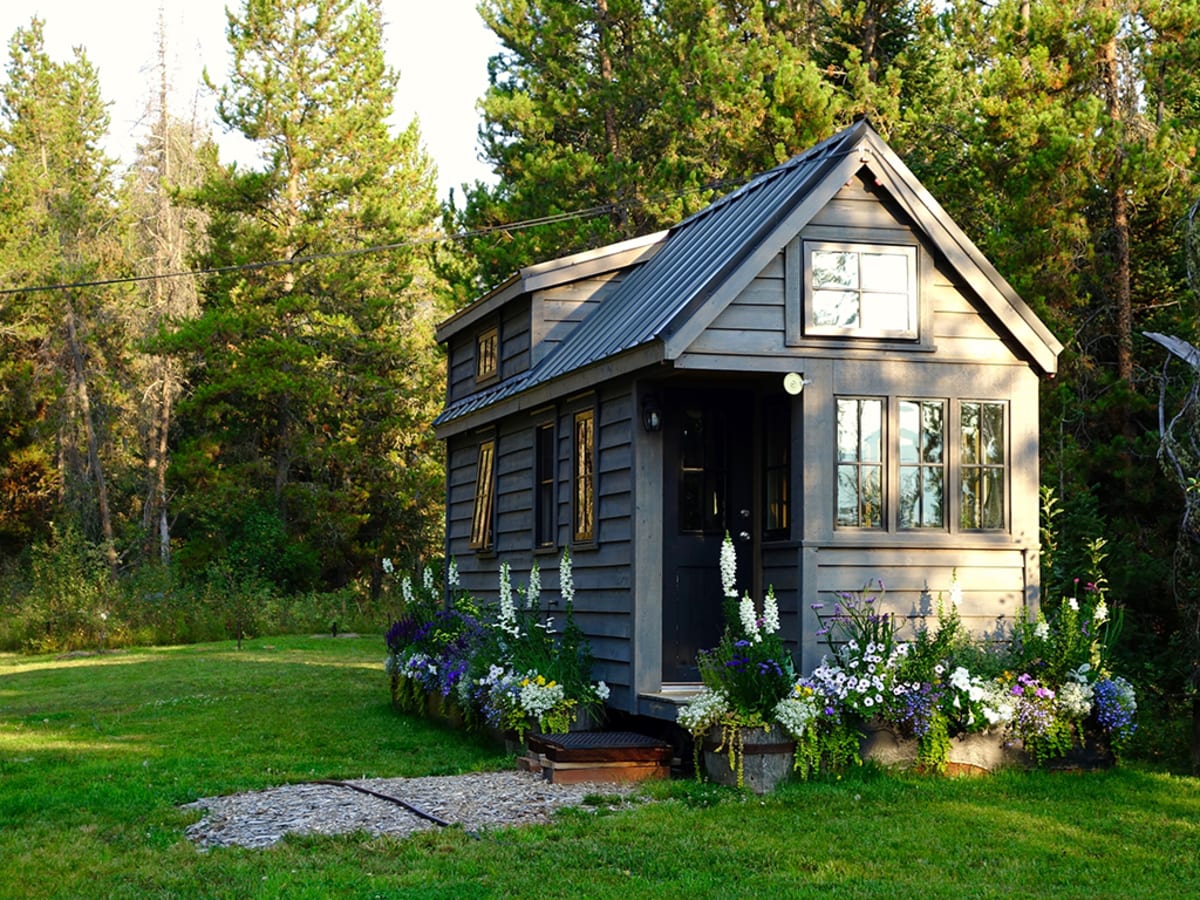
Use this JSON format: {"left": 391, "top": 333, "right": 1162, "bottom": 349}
{"left": 0, "top": 19, "right": 128, "bottom": 571}
{"left": 163, "top": 0, "right": 444, "bottom": 587}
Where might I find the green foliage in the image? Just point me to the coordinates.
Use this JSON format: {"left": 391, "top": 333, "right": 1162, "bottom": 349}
{"left": 3, "top": 640, "right": 1199, "bottom": 897}
{"left": 161, "top": 0, "right": 446, "bottom": 591}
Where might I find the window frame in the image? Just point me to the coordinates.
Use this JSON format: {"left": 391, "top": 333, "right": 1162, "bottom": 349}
{"left": 572, "top": 408, "right": 596, "bottom": 545}
{"left": 959, "top": 400, "right": 1008, "bottom": 532}
{"left": 803, "top": 240, "right": 919, "bottom": 340}
{"left": 762, "top": 395, "right": 791, "bottom": 541}
{"left": 468, "top": 437, "right": 496, "bottom": 551}
{"left": 475, "top": 325, "right": 499, "bottom": 384}
{"left": 835, "top": 396, "right": 885, "bottom": 530}
{"left": 898, "top": 398, "right": 946, "bottom": 531}
{"left": 830, "top": 395, "right": 1010, "bottom": 536}
{"left": 534, "top": 421, "right": 557, "bottom": 549}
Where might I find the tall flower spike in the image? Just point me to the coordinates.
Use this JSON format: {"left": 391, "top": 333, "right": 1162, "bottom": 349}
{"left": 720, "top": 532, "right": 738, "bottom": 599}
{"left": 560, "top": 547, "right": 574, "bottom": 610}
{"left": 527, "top": 561, "right": 541, "bottom": 609}
{"left": 448, "top": 557, "right": 459, "bottom": 588}
{"left": 739, "top": 592, "right": 762, "bottom": 643}
{"left": 762, "top": 586, "right": 780, "bottom": 635}
{"left": 498, "top": 561, "right": 518, "bottom": 636}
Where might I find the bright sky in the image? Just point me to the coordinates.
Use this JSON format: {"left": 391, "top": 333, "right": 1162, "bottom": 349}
{"left": 0, "top": 1, "right": 500, "bottom": 200}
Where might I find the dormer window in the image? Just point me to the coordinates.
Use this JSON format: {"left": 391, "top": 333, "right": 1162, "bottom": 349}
{"left": 476, "top": 326, "right": 499, "bottom": 382}
{"left": 805, "top": 242, "right": 918, "bottom": 338}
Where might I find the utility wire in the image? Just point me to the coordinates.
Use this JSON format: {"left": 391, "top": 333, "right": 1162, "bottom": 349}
{"left": 0, "top": 176, "right": 747, "bottom": 298}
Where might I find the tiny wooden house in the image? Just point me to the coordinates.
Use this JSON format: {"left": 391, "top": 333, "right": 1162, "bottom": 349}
{"left": 433, "top": 123, "right": 1062, "bottom": 721}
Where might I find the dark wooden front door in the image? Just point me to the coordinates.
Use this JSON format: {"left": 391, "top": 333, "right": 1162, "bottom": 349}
{"left": 661, "top": 390, "right": 754, "bottom": 683}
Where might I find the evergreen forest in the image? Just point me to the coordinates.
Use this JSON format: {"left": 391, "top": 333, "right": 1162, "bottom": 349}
{"left": 2, "top": 0, "right": 1199, "bottom": 764}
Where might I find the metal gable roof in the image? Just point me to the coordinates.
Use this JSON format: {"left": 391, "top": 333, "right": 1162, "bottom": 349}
{"left": 434, "top": 120, "right": 1063, "bottom": 432}
{"left": 433, "top": 124, "right": 870, "bottom": 431}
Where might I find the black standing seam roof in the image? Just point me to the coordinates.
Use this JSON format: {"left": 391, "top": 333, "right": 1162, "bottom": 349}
{"left": 433, "top": 123, "right": 871, "bottom": 428}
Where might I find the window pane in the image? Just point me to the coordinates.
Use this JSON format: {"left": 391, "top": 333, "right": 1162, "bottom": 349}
{"left": 861, "top": 466, "right": 882, "bottom": 528}
{"left": 899, "top": 467, "right": 920, "bottom": 528}
{"left": 860, "top": 400, "right": 882, "bottom": 462}
{"left": 961, "top": 402, "right": 980, "bottom": 465}
{"left": 573, "top": 412, "right": 594, "bottom": 542}
{"left": 861, "top": 291, "right": 912, "bottom": 332}
{"left": 813, "top": 290, "right": 859, "bottom": 327}
{"left": 837, "top": 400, "right": 859, "bottom": 462}
{"left": 812, "top": 250, "right": 858, "bottom": 289}
{"left": 923, "top": 403, "right": 944, "bottom": 463}
{"left": 982, "top": 403, "right": 1005, "bottom": 464}
{"left": 860, "top": 251, "right": 909, "bottom": 291}
{"left": 981, "top": 468, "right": 1004, "bottom": 529}
{"left": 899, "top": 401, "right": 920, "bottom": 463}
{"left": 923, "top": 467, "right": 944, "bottom": 527}
{"left": 470, "top": 440, "right": 495, "bottom": 549}
{"left": 837, "top": 466, "right": 860, "bottom": 526}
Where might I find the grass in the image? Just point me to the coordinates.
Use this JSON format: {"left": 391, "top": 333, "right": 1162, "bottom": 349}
{"left": 2, "top": 638, "right": 1198, "bottom": 899}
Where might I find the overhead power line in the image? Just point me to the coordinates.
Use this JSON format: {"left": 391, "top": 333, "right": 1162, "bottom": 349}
{"left": 0, "top": 176, "right": 747, "bottom": 298}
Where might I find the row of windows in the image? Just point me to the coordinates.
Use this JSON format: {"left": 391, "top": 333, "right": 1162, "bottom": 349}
{"left": 836, "top": 397, "right": 1006, "bottom": 532}
{"left": 469, "top": 409, "right": 596, "bottom": 552}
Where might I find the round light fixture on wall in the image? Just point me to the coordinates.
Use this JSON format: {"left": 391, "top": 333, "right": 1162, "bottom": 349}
{"left": 783, "top": 372, "right": 808, "bottom": 395}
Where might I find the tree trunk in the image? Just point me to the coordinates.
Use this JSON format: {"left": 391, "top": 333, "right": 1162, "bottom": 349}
{"left": 66, "top": 303, "right": 118, "bottom": 577}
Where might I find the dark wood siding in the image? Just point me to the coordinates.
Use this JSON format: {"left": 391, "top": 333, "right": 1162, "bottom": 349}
{"left": 442, "top": 383, "right": 639, "bottom": 711}
{"left": 531, "top": 273, "right": 631, "bottom": 365}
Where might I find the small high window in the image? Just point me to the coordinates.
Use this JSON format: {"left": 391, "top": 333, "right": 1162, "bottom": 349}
{"left": 476, "top": 326, "right": 498, "bottom": 382}
{"left": 469, "top": 439, "right": 495, "bottom": 550}
{"left": 573, "top": 410, "right": 595, "bottom": 543}
{"left": 806, "top": 242, "right": 917, "bottom": 338}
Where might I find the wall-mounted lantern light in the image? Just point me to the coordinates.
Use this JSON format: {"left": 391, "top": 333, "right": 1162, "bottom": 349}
{"left": 641, "top": 395, "right": 662, "bottom": 432}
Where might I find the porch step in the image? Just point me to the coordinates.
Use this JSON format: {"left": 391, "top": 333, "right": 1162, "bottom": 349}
{"left": 524, "top": 731, "right": 673, "bottom": 785}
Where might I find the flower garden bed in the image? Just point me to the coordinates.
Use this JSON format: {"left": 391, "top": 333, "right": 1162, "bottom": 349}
{"left": 385, "top": 550, "right": 609, "bottom": 745}
{"left": 678, "top": 535, "right": 1138, "bottom": 792}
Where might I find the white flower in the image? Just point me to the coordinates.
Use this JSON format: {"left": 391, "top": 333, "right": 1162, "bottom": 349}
{"left": 1034, "top": 621, "right": 1050, "bottom": 640}
{"left": 1094, "top": 599, "right": 1109, "bottom": 625}
{"left": 762, "top": 587, "right": 781, "bottom": 635}
{"left": 559, "top": 548, "right": 574, "bottom": 608}
{"left": 448, "top": 558, "right": 460, "bottom": 588}
{"left": 949, "top": 666, "right": 971, "bottom": 692}
{"left": 401, "top": 575, "right": 414, "bottom": 607}
{"left": 382, "top": 558, "right": 394, "bottom": 576}
{"left": 498, "top": 562, "right": 519, "bottom": 637}
{"left": 949, "top": 581, "right": 963, "bottom": 609}
{"left": 1068, "top": 597, "right": 1079, "bottom": 612}
{"left": 739, "top": 593, "right": 762, "bottom": 642}
{"left": 720, "top": 533, "right": 738, "bottom": 599}
{"left": 527, "top": 562, "right": 541, "bottom": 609}
{"left": 595, "top": 680, "right": 610, "bottom": 701}
{"left": 677, "top": 688, "right": 731, "bottom": 733}
{"left": 423, "top": 567, "right": 434, "bottom": 593}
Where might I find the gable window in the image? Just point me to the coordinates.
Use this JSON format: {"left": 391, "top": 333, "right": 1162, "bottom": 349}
{"left": 836, "top": 398, "right": 883, "bottom": 528}
{"left": 960, "top": 401, "right": 1006, "bottom": 530}
{"left": 899, "top": 399, "right": 945, "bottom": 529}
{"left": 469, "top": 439, "right": 496, "bottom": 550}
{"left": 573, "top": 409, "right": 595, "bottom": 543}
{"left": 763, "top": 397, "right": 790, "bottom": 539}
{"left": 535, "top": 422, "right": 556, "bottom": 547}
{"left": 806, "top": 242, "right": 917, "bottom": 338}
{"left": 475, "top": 326, "right": 498, "bottom": 382}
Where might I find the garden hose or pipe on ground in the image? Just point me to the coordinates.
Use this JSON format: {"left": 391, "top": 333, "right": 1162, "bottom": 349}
{"left": 312, "top": 779, "right": 453, "bottom": 828}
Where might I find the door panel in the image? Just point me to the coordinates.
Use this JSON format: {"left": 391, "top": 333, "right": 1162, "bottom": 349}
{"left": 662, "top": 390, "right": 754, "bottom": 682}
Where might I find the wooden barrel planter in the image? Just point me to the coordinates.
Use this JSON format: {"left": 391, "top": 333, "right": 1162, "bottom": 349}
{"left": 702, "top": 723, "right": 796, "bottom": 794}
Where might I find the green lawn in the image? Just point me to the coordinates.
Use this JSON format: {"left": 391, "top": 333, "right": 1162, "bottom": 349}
{"left": 2, "top": 636, "right": 1197, "bottom": 898}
